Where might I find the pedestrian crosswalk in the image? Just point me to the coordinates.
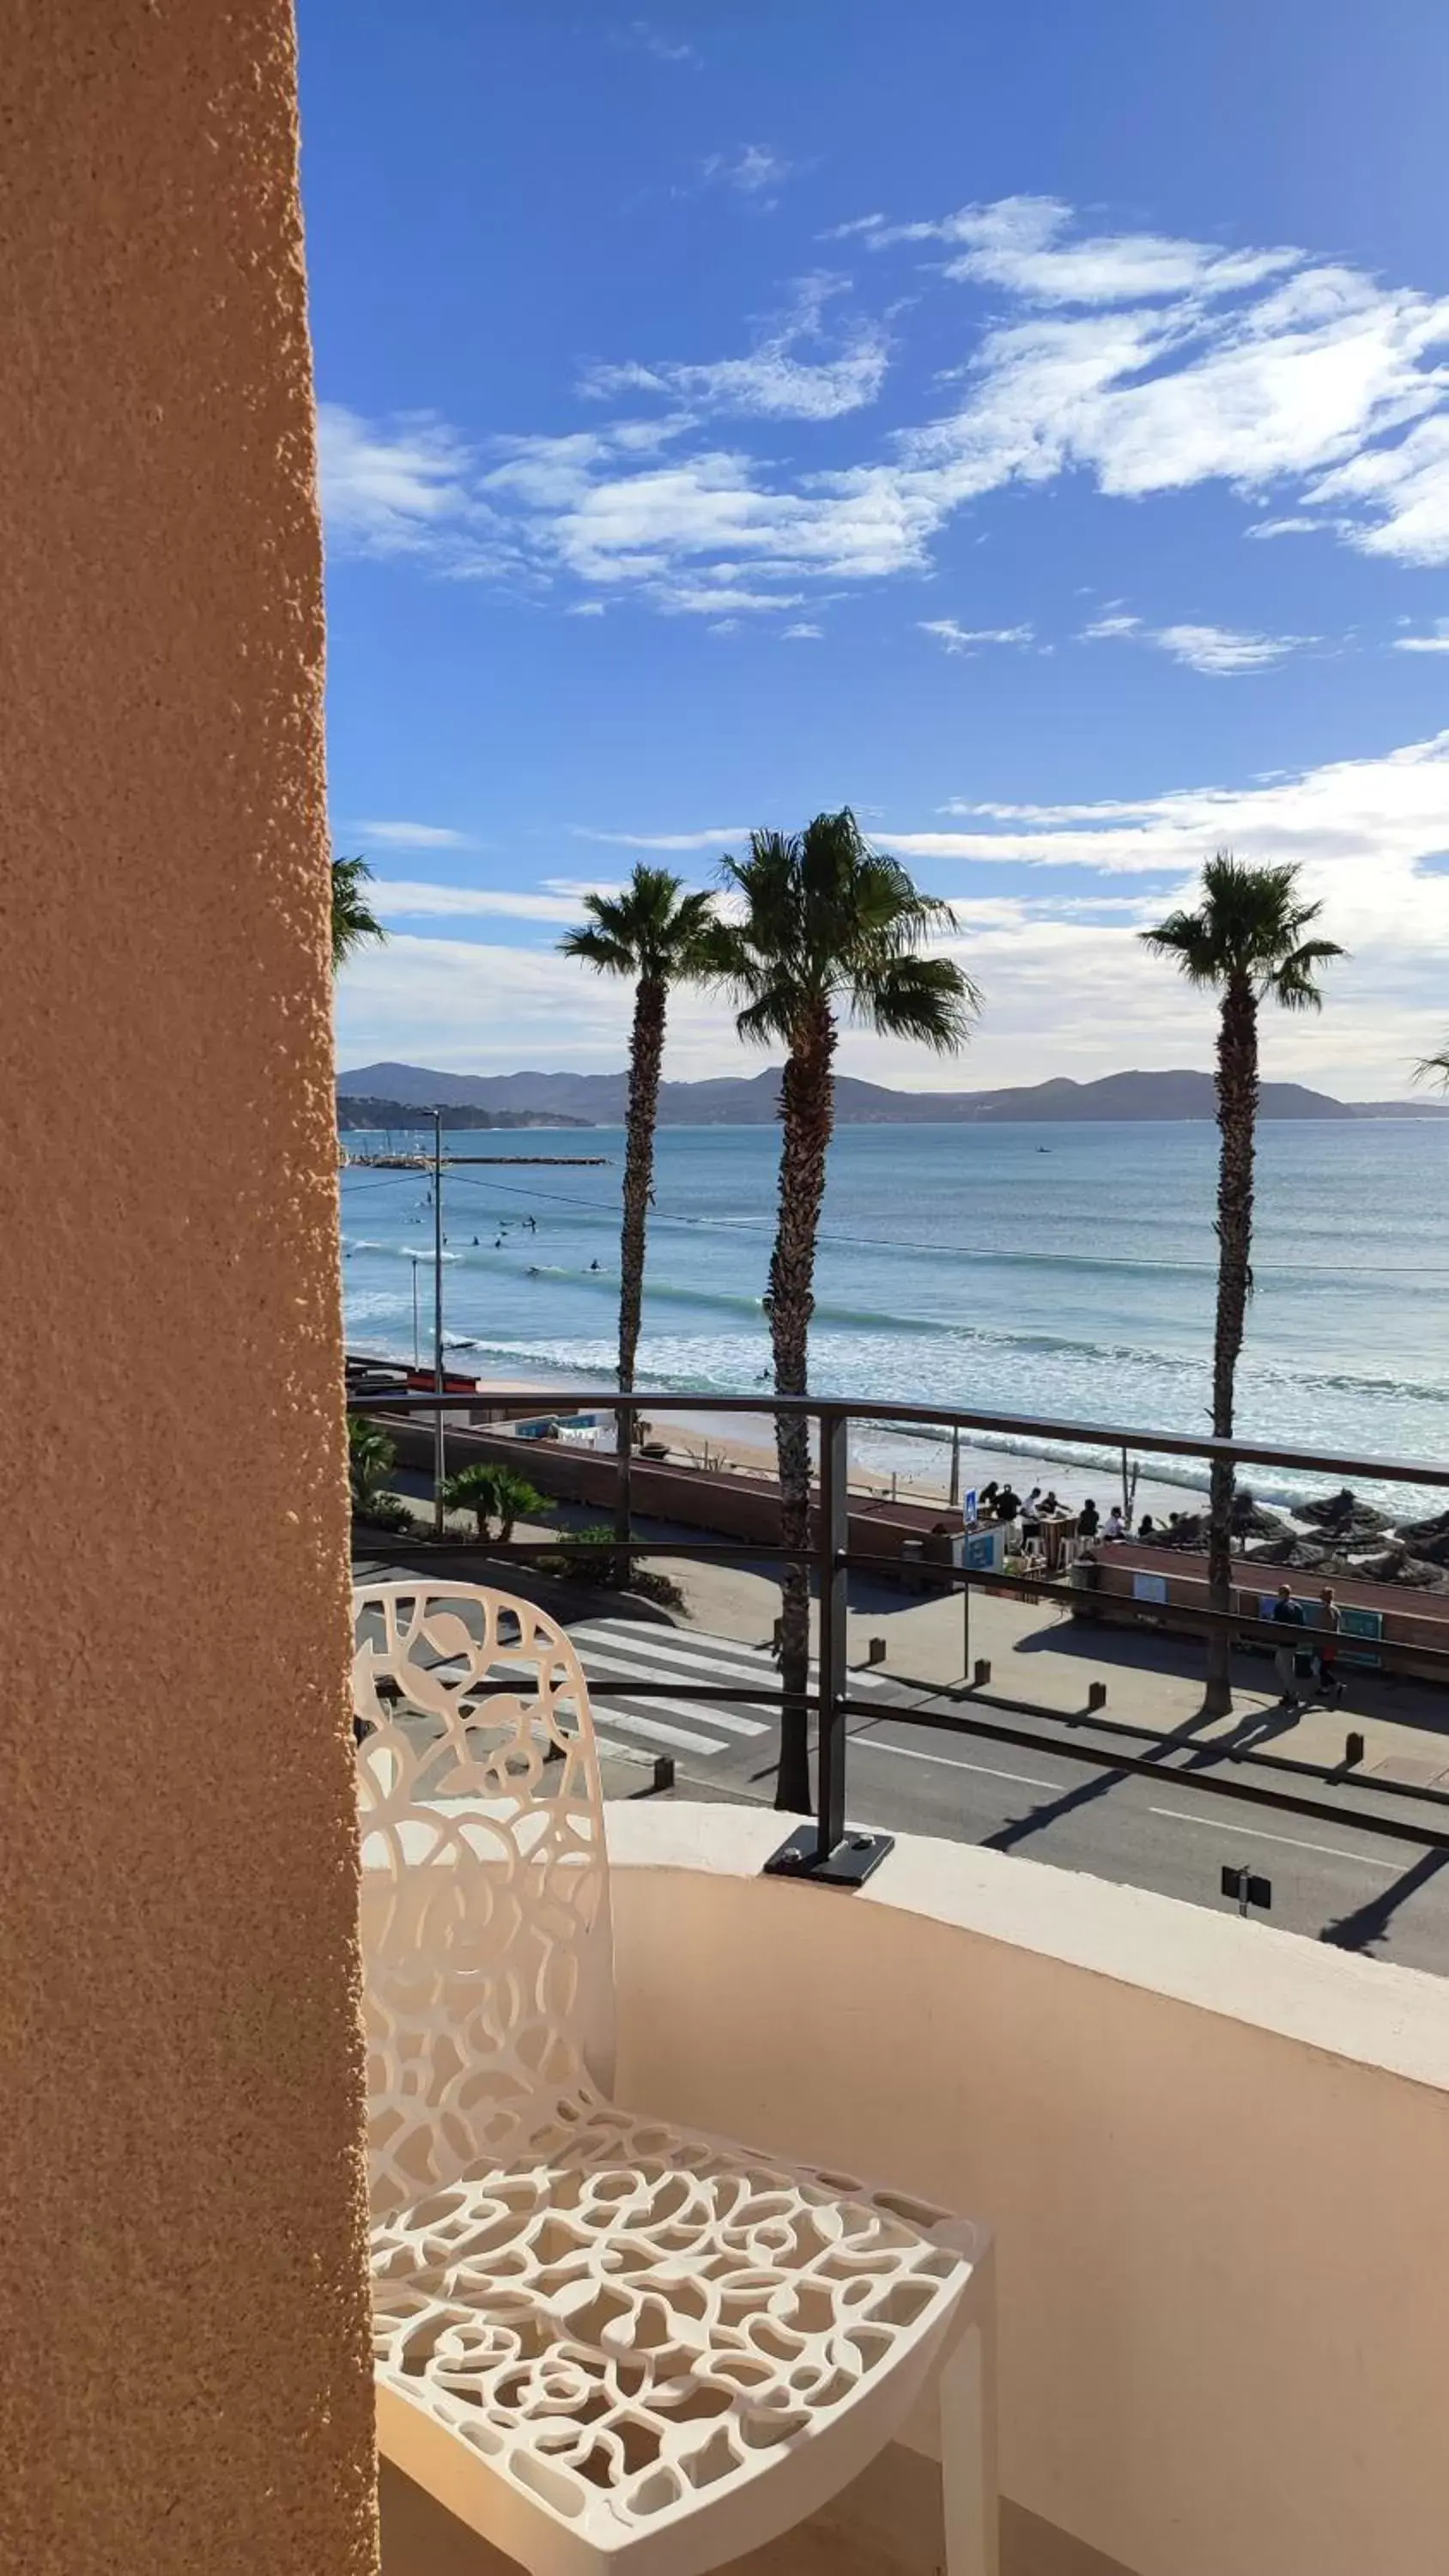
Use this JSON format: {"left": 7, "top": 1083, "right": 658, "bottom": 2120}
{"left": 567, "top": 1617, "right": 902, "bottom": 1769}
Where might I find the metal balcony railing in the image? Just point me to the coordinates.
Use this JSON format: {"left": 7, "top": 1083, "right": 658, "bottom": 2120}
{"left": 349, "top": 1384, "right": 1449, "bottom": 1886}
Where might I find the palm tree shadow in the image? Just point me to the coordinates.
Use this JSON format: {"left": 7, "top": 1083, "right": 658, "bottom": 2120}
{"left": 979, "top": 1686, "right": 1253, "bottom": 1856}
{"left": 984, "top": 1762, "right": 1131, "bottom": 1853}
{"left": 1319, "top": 1847, "right": 1449, "bottom": 1953}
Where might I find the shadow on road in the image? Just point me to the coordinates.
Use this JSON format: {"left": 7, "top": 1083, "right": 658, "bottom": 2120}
{"left": 1319, "top": 1846, "right": 1449, "bottom": 1954}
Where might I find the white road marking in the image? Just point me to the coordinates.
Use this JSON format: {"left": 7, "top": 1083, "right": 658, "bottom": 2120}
{"left": 573, "top": 1625, "right": 784, "bottom": 1692}
{"left": 573, "top": 1621, "right": 900, "bottom": 1696}
{"left": 1149, "top": 1807, "right": 1403, "bottom": 1873}
{"left": 589, "top": 1704, "right": 728, "bottom": 1756}
{"left": 575, "top": 1651, "right": 767, "bottom": 1738}
{"left": 853, "top": 1735, "right": 1057, "bottom": 1791}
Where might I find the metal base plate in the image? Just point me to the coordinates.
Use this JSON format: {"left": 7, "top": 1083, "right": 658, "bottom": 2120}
{"left": 762, "top": 1824, "right": 896, "bottom": 1888}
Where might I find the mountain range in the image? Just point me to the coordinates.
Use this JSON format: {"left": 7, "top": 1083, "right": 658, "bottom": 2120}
{"left": 337, "top": 1060, "right": 1447, "bottom": 1126}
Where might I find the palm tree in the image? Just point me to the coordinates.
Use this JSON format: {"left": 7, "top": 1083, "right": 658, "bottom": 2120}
{"left": 706, "top": 811, "right": 979, "bottom": 1812}
{"left": 1416, "top": 1041, "right": 1449, "bottom": 1089}
{"left": 440, "top": 1461, "right": 548, "bottom": 1544}
{"left": 331, "top": 853, "right": 385, "bottom": 973}
{"left": 560, "top": 866, "right": 716, "bottom": 1547}
{"left": 347, "top": 1416, "right": 398, "bottom": 1518}
{"left": 1142, "top": 854, "right": 1343, "bottom": 1715}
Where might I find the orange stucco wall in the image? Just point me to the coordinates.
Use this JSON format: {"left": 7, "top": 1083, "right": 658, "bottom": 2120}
{"left": 0, "top": 6, "right": 377, "bottom": 2569}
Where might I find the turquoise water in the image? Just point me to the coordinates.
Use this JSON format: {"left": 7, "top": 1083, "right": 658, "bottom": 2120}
{"left": 341, "top": 1120, "right": 1449, "bottom": 1508}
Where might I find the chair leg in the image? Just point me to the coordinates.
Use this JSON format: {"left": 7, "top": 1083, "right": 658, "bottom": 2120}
{"left": 939, "top": 2287, "right": 999, "bottom": 2576}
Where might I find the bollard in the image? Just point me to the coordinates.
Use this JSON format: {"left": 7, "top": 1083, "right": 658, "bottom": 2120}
{"left": 1344, "top": 1730, "right": 1365, "bottom": 1769}
{"left": 1087, "top": 1680, "right": 1108, "bottom": 1712}
{"left": 867, "top": 1636, "right": 887, "bottom": 1666}
{"left": 631, "top": 1754, "right": 676, "bottom": 1800}
{"left": 973, "top": 1658, "right": 991, "bottom": 1687}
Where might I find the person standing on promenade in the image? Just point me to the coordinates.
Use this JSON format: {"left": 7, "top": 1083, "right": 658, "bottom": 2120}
{"left": 1314, "top": 1584, "right": 1344, "bottom": 1704}
{"left": 1271, "top": 1583, "right": 1307, "bottom": 1707}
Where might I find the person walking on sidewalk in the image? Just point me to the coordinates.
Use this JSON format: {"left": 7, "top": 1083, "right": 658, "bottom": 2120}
{"left": 1314, "top": 1584, "right": 1344, "bottom": 1704}
{"left": 1270, "top": 1583, "right": 1307, "bottom": 1706}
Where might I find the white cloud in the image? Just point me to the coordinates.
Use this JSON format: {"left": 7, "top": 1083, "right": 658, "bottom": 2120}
{"left": 1154, "top": 623, "right": 1304, "bottom": 674}
{"left": 701, "top": 144, "right": 794, "bottom": 197}
{"left": 580, "top": 277, "right": 888, "bottom": 422}
{"left": 1395, "top": 619, "right": 1449, "bottom": 653}
{"left": 318, "top": 404, "right": 482, "bottom": 561}
{"left": 850, "top": 195, "right": 1299, "bottom": 307}
{"left": 573, "top": 826, "right": 746, "bottom": 850}
{"left": 890, "top": 731, "right": 1449, "bottom": 890}
{"left": 1079, "top": 613, "right": 1305, "bottom": 672}
{"left": 783, "top": 622, "right": 823, "bottom": 638}
{"left": 354, "top": 818, "right": 474, "bottom": 848}
{"left": 566, "top": 600, "right": 607, "bottom": 617}
{"left": 1246, "top": 515, "right": 1322, "bottom": 539}
{"left": 324, "top": 200, "right": 1449, "bottom": 608}
{"left": 919, "top": 618, "right": 1034, "bottom": 653}
{"left": 367, "top": 880, "right": 591, "bottom": 925}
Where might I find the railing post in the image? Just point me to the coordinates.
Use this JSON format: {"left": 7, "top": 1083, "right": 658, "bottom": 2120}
{"left": 764, "top": 1404, "right": 894, "bottom": 1890}
{"left": 816, "top": 1410, "right": 849, "bottom": 1856}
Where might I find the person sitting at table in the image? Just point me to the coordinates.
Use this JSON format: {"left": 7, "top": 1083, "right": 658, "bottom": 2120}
{"left": 1078, "top": 1497, "right": 1100, "bottom": 1539}
{"left": 1040, "top": 1490, "right": 1059, "bottom": 1516}
{"left": 1104, "top": 1505, "right": 1126, "bottom": 1540}
{"left": 994, "top": 1484, "right": 1022, "bottom": 1522}
{"left": 1137, "top": 1511, "right": 1156, "bottom": 1540}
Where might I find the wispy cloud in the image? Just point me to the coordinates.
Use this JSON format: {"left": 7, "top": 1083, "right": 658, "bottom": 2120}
{"left": 783, "top": 622, "right": 823, "bottom": 639}
{"left": 701, "top": 143, "right": 794, "bottom": 199}
{"left": 1394, "top": 618, "right": 1449, "bottom": 653}
{"left": 353, "top": 818, "right": 475, "bottom": 848}
{"left": 611, "top": 21, "right": 700, "bottom": 65}
{"left": 566, "top": 600, "right": 607, "bottom": 617}
{"left": 573, "top": 826, "right": 745, "bottom": 850}
{"left": 581, "top": 277, "right": 887, "bottom": 422}
{"left": 1081, "top": 613, "right": 1305, "bottom": 673}
{"left": 919, "top": 618, "right": 1034, "bottom": 654}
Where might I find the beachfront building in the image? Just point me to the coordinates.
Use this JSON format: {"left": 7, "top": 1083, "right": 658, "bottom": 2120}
{"left": 9, "top": 9, "right": 1449, "bottom": 2576}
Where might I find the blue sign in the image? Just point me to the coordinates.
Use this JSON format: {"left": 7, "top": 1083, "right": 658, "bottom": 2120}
{"left": 962, "top": 1487, "right": 978, "bottom": 1527}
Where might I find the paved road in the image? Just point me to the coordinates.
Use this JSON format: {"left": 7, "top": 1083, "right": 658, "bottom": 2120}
{"left": 571, "top": 1617, "right": 1449, "bottom": 1973}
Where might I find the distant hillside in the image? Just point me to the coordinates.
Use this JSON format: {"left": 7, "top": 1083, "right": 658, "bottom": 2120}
{"left": 339, "top": 1060, "right": 1389, "bottom": 1124}
{"left": 336, "top": 1093, "right": 592, "bottom": 1133}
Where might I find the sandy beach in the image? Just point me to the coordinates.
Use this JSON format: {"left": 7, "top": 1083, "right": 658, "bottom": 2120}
{"left": 447, "top": 1369, "right": 1207, "bottom": 1529}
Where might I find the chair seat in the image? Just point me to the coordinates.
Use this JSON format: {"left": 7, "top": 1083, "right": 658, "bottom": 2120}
{"left": 371, "top": 2097, "right": 986, "bottom": 2576}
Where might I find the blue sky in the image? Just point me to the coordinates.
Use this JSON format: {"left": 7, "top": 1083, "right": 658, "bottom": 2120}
{"left": 302, "top": 0, "right": 1449, "bottom": 1096}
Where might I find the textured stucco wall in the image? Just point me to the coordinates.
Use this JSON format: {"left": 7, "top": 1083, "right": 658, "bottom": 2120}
{"left": 0, "top": 7, "right": 377, "bottom": 2570}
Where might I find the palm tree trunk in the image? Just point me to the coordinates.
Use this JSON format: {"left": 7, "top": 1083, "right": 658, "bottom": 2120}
{"left": 1206, "top": 973, "right": 1258, "bottom": 1715}
{"left": 769, "top": 1003, "right": 836, "bottom": 1813}
{"left": 615, "top": 978, "right": 666, "bottom": 1564}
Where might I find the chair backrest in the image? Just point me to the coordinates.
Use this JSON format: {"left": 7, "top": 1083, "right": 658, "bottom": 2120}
{"left": 352, "top": 1581, "right": 611, "bottom": 2218}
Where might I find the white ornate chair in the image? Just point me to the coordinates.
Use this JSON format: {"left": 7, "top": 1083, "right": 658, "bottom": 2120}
{"left": 354, "top": 1580, "right": 997, "bottom": 2576}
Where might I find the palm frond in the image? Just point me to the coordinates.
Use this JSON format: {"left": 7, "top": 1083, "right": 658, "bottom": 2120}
{"left": 1142, "top": 853, "right": 1344, "bottom": 1007}
{"left": 558, "top": 863, "right": 717, "bottom": 981}
{"left": 852, "top": 953, "right": 981, "bottom": 1053}
{"left": 330, "top": 853, "right": 386, "bottom": 973}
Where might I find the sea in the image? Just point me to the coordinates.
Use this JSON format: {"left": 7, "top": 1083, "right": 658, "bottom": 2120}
{"left": 340, "top": 1120, "right": 1449, "bottom": 1519}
